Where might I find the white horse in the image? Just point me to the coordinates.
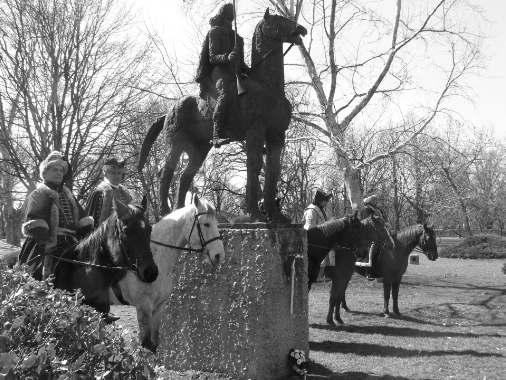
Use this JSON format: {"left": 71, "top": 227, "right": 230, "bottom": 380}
{"left": 109, "top": 194, "right": 225, "bottom": 350}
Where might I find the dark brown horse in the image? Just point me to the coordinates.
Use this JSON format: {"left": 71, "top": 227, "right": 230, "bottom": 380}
{"left": 307, "top": 215, "right": 393, "bottom": 325}
{"left": 353, "top": 223, "right": 438, "bottom": 317}
{"left": 137, "top": 10, "right": 307, "bottom": 222}
{"left": 52, "top": 198, "right": 159, "bottom": 315}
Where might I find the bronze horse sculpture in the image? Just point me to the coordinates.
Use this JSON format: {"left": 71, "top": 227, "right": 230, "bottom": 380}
{"left": 307, "top": 215, "right": 394, "bottom": 325}
{"left": 138, "top": 10, "right": 307, "bottom": 221}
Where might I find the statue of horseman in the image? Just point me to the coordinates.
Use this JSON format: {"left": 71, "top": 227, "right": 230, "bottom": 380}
{"left": 195, "top": 2, "right": 250, "bottom": 148}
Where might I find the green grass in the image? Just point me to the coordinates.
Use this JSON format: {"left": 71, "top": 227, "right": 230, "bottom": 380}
{"left": 306, "top": 256, "right": 506, "bottom": 379}
{"left": 439, "top": 234, "right": 506, "bottom": 259}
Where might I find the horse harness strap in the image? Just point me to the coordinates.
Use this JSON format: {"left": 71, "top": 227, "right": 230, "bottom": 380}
{"left": 47, "top": 254, "right": 133, "bottom": 271}
{"left": 150, "top": 211, "right": 222, "bottom": 255}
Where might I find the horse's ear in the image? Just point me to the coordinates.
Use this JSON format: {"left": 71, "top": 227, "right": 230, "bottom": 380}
{"left": 264, "top": 8, "right": 270, "bottom": 18}
{"left": 113, "top": 198, "right": 131, "bottom": 220}
{"left": 192, "top": 193, "right": 200, "bottom": 207}
{"left": 141, "top": 195, "right": 148, "bottom": 210}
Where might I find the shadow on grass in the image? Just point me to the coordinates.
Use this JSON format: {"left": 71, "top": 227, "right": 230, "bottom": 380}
{"left": 306, "top": 361, "right": 419, "bottom": 380}
{"left": 310, "top": 323, "right": 502, "bottom": 338}
{"left": 309, "top": 341, "right": 504, "bottom": 358}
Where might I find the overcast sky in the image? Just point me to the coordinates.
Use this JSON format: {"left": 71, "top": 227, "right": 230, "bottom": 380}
{"left": 127, "top": 0, "right": 506, "bottom": 139}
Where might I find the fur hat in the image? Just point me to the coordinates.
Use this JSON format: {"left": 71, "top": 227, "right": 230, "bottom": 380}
{"left": 313, "top": 189, "right": 332, "bottom": 205}
{"left": 103, "top": 157, "right": 126, "bottom": 171}
{"left": 39, "top": 151, "right": 68, "bottom": 180}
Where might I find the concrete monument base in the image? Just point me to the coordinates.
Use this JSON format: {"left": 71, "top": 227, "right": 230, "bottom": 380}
{"left": 158, "top": 224, "right": 308, "bottom": 380}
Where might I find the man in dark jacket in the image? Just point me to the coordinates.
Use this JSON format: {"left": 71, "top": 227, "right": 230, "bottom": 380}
{"left": 85, "top": 157, "right": 132, "bottom": 228}
{"left": 195, "top": 3, "right": 249, "bottom": 147}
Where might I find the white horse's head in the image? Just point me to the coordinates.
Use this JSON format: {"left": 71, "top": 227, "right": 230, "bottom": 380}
{"left": 187, "top": 194, "right": 225, "bottom": 266}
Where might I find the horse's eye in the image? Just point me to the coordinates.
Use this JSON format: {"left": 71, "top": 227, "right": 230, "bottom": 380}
{"left": 204, "top": 223, "right": 210, "bottom": 228}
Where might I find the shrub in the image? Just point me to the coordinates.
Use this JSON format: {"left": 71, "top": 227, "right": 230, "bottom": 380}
{"left": 439, "top": 234, "right": 506, "bottom": 259}
{"left": 0, "top": 264, "right": 156, "bottom": 379}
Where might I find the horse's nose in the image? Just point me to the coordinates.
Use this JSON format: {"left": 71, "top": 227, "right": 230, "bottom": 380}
{"left": 143, "top": 263, "right": 158, "bottom": 283}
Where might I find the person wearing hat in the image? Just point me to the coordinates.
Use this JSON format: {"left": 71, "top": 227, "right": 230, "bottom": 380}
{"left": 19, "top": 151, "right": 94, "bottom": 280}
{"left": 303, "top": 189, "right": 335, "bottom": 274}
{"left": 356, "top": 194, "right": 394, "bottom": 280}
{"left": 303, "top": 189, "right": 332, "bottom": 230}
{"left": 85, "top": 157, "right": 133, "bottom": 228}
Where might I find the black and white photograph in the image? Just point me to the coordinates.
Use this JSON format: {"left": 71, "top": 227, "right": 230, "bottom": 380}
{"left": 0, "top": 0, "right": 504, "bottom": 379}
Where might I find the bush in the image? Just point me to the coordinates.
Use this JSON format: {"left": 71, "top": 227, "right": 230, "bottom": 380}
{"left": 0, "top": 264, "right": 156, "bottom": 379}
{"left": 439, "top": 234, "right": 506, "bottom": 259}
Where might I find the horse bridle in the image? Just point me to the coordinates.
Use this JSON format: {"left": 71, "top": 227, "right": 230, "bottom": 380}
{"left": 150, "top": 211, "right": 223, "bottom": 265}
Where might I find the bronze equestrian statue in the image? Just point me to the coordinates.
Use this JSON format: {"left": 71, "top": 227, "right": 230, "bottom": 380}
{"left": 138, "top": 6, "right": 307, "bottom": 222}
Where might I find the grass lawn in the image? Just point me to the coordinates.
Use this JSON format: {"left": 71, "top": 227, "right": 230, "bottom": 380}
{"left": 307, "top": 256, "right": 506, "bottom": 379}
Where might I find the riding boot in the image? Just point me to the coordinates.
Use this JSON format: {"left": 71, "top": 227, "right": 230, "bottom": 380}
{"left": 101, "top": 312, "right": 120, "bottom": 324}
{"left": 212, "top": 122, "right": 221, "bottom": 148}
{"left": 42, "top": 255, "right": 54, "bottom": 280}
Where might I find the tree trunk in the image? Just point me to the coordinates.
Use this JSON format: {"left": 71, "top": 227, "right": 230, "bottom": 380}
{"left": 392, "top": 155, "right": 400, "bottom": 232}
{"left": 442, "top": 167, "right": 473, "bottom": 236}
{"left": 343, "top": 166, "right": 363, "bottom": 211}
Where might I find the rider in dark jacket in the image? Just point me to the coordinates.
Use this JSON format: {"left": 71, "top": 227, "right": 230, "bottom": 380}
{"left": 195, "top": 3, "right": 249, "bottom": 147}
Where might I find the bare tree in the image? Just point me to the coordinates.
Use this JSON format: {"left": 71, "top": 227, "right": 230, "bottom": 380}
{"left": 268, "top": 0, "right": 482, "bottom": 210}
{"left": 0, "top": 0, "right": 153, "bottom": 197}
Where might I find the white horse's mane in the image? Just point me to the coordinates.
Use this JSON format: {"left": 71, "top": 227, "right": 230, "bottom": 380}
{"left": 160, "top": 197, "right": 216, "bottom": 222}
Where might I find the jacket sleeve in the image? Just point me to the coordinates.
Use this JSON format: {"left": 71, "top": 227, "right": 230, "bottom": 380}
{"left": 303, "top": 208, "right": 318, "bottom": 230}
{"left": 208, "top": 28, "right": 230, "bottom": 65}
{"left": 22, "top": 189, "right": 52, "bottom": 240}
{"left": 85, "top": 190, "right": 103, "bottom": 229}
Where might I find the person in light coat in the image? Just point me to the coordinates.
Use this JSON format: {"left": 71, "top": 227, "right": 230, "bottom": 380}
{"left": 303, "top": 189, "right": 334, "bottom": 272}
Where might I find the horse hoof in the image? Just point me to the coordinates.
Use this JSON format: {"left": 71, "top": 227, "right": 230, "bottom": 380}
{"left": 343, "top": 306, "right": 351, "bottom": 312}
{"left": 326, "top": 318, "right": 336, "bottom": 326}
{"left": 383, "top": 313, "right": 391, "bottom": 318}
{"left": 336, "top": 318, "right": 344, "bottom": 325}
{"left": 394, "top": 311, "right": 401, "bottom": 317}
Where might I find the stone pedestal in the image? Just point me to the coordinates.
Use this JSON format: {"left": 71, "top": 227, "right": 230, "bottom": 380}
{"left": 158, "top": 224, "right": 308, "bottom": 380}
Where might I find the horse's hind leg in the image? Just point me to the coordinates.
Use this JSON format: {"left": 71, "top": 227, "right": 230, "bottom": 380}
{"left": 176, "top": 142, "right": 210, "bottom": 209}
{"left": 160, "top": 141, "right": 184, "bottom": 215}
{"left": 341, "top": 295, "right": 351, "bottom": 312}
{"left": 326, "top": 282, "right": 337, "bottom": 326}
{"left": 392, "top": 281, "right": 401, "bottom": 316}
{"left": 383, "top": 282, "right": 392, "bottom": 317}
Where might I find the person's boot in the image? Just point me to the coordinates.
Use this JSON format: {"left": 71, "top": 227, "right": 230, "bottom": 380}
{"left": 212, "top": 122, "right": 222, "bottom": 148}
{"left": 101, "top": 312, "right": 120, "bottom": 324}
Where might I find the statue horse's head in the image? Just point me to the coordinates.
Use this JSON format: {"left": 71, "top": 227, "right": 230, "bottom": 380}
{"left": 259, "top": 8, "right": 307, "bottom": 45}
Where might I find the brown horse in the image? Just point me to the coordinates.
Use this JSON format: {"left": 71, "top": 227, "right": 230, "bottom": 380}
{"left": 307, "top": 216, "right": 393, "bottom": 325}
{"left": 352, "top": 223, "right": 438, "bottom": 317}
{"left": 137, "top": 10, "right": 307, "bottom": 222}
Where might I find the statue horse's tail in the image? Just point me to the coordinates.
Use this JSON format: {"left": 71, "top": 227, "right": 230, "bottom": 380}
{"left": 137, "top": 115, "right": 167, "bottom": 172}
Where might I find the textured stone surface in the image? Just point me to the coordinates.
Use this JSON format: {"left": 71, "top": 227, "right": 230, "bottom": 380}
{"left": 158, "top": 225, "right": 308, "bottom": 380}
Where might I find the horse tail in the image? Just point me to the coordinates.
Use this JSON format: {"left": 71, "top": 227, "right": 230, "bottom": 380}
{"left": 137, "top": 114, "right": 167, "bottom": 171}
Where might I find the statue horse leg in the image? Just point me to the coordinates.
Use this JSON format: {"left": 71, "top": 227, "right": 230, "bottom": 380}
{"left": 245, "top": 127, "right": 264, "bottom": 219}
{"left": 176, "top": 142, "right": 210, "bottom": 209}
{"left": 159, "top": 140, "right": 184, "bottom": 215}
{"left": 263, "top": 134, "right": 288, "bottom": 222}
